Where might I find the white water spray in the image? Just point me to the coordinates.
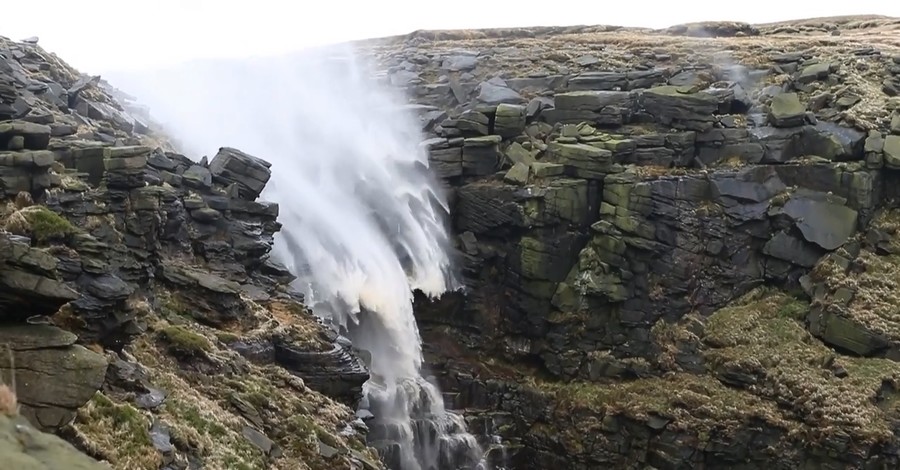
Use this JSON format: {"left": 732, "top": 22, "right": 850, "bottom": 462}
{"left": 107, "top": 45, "right": 484, "bottom": 469}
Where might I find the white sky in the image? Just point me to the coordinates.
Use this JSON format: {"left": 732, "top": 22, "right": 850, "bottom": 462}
{"left": 3, "top": 0, "right": 899, "bottom": 73}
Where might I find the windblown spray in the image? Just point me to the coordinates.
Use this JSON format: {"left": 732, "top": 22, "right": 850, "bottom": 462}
{"left": 108, "top": 45, "right": 484, "bottom": 469}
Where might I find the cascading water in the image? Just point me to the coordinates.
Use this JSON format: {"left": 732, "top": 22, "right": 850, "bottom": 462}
{"left": 107, "top": 45, "right": 485, "bottom": 470}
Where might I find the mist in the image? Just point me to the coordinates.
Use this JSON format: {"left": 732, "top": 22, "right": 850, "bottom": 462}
{"left": 107, "top": 45, "right": 482, "bottom": 469}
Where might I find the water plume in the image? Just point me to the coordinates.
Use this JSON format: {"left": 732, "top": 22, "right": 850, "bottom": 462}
{"left": 107, "top": 45, "right": 483, "bottom": 469}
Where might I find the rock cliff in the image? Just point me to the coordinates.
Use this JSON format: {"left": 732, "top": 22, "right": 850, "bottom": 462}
{"left": 365, "top": 15, "right": 900, "bottom": 469}
{"left": 0, "top": 35, "right": 379, "bottom": 469}
{"left": 4, "top": 14, "right": 900, "bottom": 470}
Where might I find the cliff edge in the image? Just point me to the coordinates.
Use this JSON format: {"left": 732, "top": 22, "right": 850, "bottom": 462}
{"left": 364, "top": 15, "right": 900, "bottom": 469}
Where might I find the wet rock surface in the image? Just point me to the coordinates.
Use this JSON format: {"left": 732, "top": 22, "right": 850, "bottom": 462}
{"left": 0, "top": 33, "right": 380, "bottom": 470}
{"left": 6, "top": 14, "right": 900, "bottom": 470}
{"left": 369, "top": 15, "right": 900, "bottom": 469}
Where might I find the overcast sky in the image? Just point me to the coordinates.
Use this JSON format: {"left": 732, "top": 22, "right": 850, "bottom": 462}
{"left": 3, "top": 1, "right": 899, "bottom": 73}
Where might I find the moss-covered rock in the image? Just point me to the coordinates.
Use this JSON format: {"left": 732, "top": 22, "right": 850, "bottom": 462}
{"left": 767, "top": 93, "right": 806, "bottom": 127}
{"left": 0, "top": 414, "right": 106, "bottom": 470}
{"left": 158, "top": 325, "right": 212, "bottom": 356}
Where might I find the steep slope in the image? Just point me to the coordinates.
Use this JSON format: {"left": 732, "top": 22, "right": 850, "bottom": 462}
{"left": 360, "top": 16, "right": 900, "bottom": 469}
{"left": 1, "top": 35, "right": 381, "bottom": 469}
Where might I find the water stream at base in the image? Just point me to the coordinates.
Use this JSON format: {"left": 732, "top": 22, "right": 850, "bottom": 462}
{"left": 108, "top": 45, "right": 487, "bottom": 470}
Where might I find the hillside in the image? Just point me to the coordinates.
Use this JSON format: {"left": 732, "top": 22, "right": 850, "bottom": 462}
{"left": 1, "top": 34, "right": 380, "bottom": 469}
{"left": 3, "top": 13, "right": 900, "bottom": 470}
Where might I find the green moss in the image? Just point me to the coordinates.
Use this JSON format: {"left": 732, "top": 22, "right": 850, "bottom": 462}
{"left": 529, "top": 287, "right": 900, "bottom": 446}
{"left": 21, "top": 206, "right": 75, "bottom": 243}
{"left": 215, "top": 331, "right": 241, "bottom": 344}
{"left": 776, "top": 296, "right": 807, "bottom": 320}
{"left": 159, "top": 325, "right": 211, "bottom": 356}
{"left": 532, "top": 372, "right": 785, "bottom": 434}
{"left": 158, "top": 292, "right": 192, "bottom": 319}
{"left": 163, "top": 397, "right": 264, "bottom": 469}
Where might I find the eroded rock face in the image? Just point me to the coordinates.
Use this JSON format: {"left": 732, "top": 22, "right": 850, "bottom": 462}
{"left": 375, "top": 17, "right": 900, "bottom": 469}
{"left": 0, "top": 232, "right": 78, "bottom": 319}
{"left": 0, "top": 33, "right": 376, "bottom": 469}
{"left": 0, "top": 325, "right": 107, "bottom": 430}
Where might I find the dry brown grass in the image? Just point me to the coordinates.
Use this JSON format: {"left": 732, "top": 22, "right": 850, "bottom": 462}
{"left": 812, "top": 210, "right": 900, "bottom": 342}
{"left": 0, "top": 346, "right": 18, "bottom": 416}
{"left": 0, "top": 386, "right": 15, "bottom": 416}
{"left": 703, "top": 287, "right": 900, "bottom": 444}
{"left": 526, "top": 287, "right": 900, "bottom": 448}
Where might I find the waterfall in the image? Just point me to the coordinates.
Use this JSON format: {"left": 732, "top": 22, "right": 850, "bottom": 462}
{"left": 107, "top": 45, "right": 485, "bottom": 470}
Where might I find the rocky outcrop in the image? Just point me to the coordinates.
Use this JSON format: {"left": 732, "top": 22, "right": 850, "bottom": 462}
{"left": 5, "top": 14, "right": 900, "bottom": 470}
{"left": 0, "top": 231, "right": 78, "bottom": 319}
{"left": 371, "top": 16, "right": 900, "bottom": 469}
{"left": 1, "top": 33, "right": 379, "bottom": 470}
{"left": 0, "top": 325, "right": 106, "bottom": 431}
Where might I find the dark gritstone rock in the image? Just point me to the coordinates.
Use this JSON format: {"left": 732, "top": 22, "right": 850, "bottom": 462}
{"left": 11, "top": 16, "right": 900, "bottom": 470}
{"left": 767, "top": 93, "right": 806, "bottom": 127}
{"left": 1, "top": 32, "right": 377, "bottom": 467}
{"left": 401, "top": 27, "right": 893, "bottom": 458}
{"left": 0, "top": 232, "right": 78, "bottom": 319}
{"left": 0, "top": 325, "right": 107, "bottom": 431}
{"left": 159, "top": 265, "right": 247, "bottom": 326}
{"left": 208, "top": 147, "right": 272, "bottom": 200}
{"left": 641, "top": 86, "right": 719, "bottom": 131}
{"left": 275, "top": 341, "right": 370, "bottom": 406}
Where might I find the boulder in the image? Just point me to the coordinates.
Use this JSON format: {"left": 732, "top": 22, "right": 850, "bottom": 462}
{"left": 503, "top": 162, "right": 530, "bottom": 185}
{"left": 781, "top": 193, "right": 858, "bottom": 250}
{"left": 462, "top": 136, "right": 501, "bottom": 176}
{"left": 427, "top": 146, "right": 462, "bottom": 179}
{"left": 885, "top": 135, "right": 900, "bottom": 169}
{"left": 494, "top": 104, "right": 526, "bottom": 138}
{"left": 208, "top": 147, "right": 272, "bottom": 200}
{"left": 456, "top": 110, "right": 490, "bottom": 136}
{"left": 0, "top": 120, "right": 50, "bottom": 150}
{"left": 546, "top": 91, "right": 632, "bottom": 125}
{"left": 159, "top": 265, "right": 248, "bottom": 326}
{"left": 865, "top": 131, "right": 885, "bottom": 168}
{"left": 797, "top": 62, "right": 833, "bottom": 84}
{"left": 274, "top": 342, "right": 369, "bottom": 406}
{"left": 642, "top": 86, "right": 719, "bottom": 131}
{"left": 476, "top": 81, "right": 524, "bottom": 105}
{"left": 441, "top": 54, "right": 478, "bottom": 72}
{"left": 0, "top": 233, "right": 78, "bottom": 321}
{"left": 762, "top": 231, "right": 824, "bottom": 268}
{"left": 546, "top": 142, "right": 613, "bottom": 179}
{"left": 0, "top": 414, "right": 107, "bottom": 469}
{"left": 504, "top": 142, "right": 536, "bottom": 166}
{"left": 767, "top": 93, "right": 806, "bottom": 127}
{"left": 0, "top": 325, "right": 107, "bottom": 431}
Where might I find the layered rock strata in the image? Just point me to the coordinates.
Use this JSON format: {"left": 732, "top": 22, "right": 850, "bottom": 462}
{"left": 372, "top": 16, "right": 900, "bottom": 469}
{"left": 1, "top": 34, "right": 380, "bottom": 470}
